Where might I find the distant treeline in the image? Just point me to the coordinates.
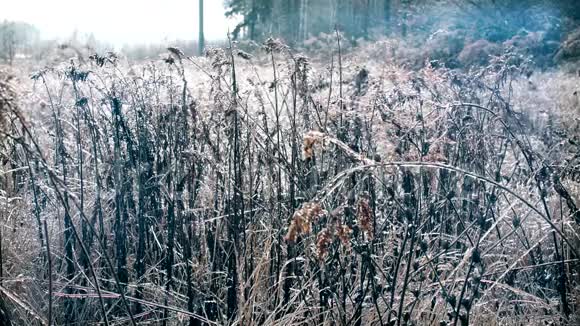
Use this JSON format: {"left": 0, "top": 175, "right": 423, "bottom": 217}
{"left": 2, "top": 1, "right": 580, "bottom": 64}
{"left": 225, "top": 0, "right": 580, "bottom": 43}
{"left": 0, "top": 20, "right": 40, "bottom": 64}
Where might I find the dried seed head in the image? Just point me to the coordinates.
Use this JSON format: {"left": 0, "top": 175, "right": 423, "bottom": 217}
{"left": 336, "top": 225, "right": 352, "bottom": 247}
{"left": 357, "top": 198, "right": 373, "bottom": 240}
{"left": 236, "top": 50, "right": 253, "bottom": 60}
{"left": 303, "top": 137, "right": 316, "bottom": 159}
{"left": 316, "top": 228, "right": 332, "bottom": 259}
{"left": 293, "top": 53, "right": 310, "bottom": 73}
{"left": 167, "top": 47, "right": 185, "bottom": 59}
{"left": 263, "top": 37, "right": 288, "bottom": 53}
{"left": 205, "top": 47, "right": 230, "bottom": 69}
{"left": 303, "top": 131, "right": 324, "bottom": 159}
{"left": 285, "top": 202, "right": 325, "bottom": 243}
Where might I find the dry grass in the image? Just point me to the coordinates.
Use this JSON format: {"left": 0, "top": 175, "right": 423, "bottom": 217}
{"left": 0, "top": 40, "right": 578, "bottom": 325}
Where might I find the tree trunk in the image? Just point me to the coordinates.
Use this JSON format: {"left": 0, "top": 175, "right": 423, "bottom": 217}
{"left": 198, "top": 0, "right": 205, "bottom": 55}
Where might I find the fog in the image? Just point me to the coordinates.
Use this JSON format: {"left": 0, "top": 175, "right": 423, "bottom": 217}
{"left": 0, "top": 0, "right": 236, "bottom": 45}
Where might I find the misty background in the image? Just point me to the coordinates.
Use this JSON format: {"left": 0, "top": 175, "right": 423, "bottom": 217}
{"left": 0, "top": 0, "right": 579, "bottom": 67}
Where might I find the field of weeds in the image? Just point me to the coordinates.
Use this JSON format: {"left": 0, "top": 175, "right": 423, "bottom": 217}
{"left": 0, "top": 39, "right": 579, "bottom": 325}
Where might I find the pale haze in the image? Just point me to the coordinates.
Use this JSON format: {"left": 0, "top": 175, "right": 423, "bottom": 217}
{"left": 0, "top": 0, "right": 237, "bottom": 46}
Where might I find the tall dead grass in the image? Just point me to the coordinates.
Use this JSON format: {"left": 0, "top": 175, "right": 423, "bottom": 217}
{"left": 0, "top": 40, "right": 578, "bottom": 325}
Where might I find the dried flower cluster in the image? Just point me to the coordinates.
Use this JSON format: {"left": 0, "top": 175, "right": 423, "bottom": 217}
{"left": 284, "top": 202, "right": 325, "bottom": 242}
{"left": 357, "top": 198, "right": 374, "bottom": 240}
{"left": 315, "top": 222, "right": 353, "bottom": 259}
{"left": 263, "top": 37, "right": 289, "bottom": 54}
{"left": 303, "top": 131, "right": 324, "bottom": 159}
{"left": 315, "top": 228, "right": 332, "bottom": 258}
{"left": 336, "top": 225, "right": 353, "bottom": 247}
{"left": 205, "top": 47, "right": 230, "bottom": 70}
{"left": 285, "top": 201, "right": 353, "bottom": 259}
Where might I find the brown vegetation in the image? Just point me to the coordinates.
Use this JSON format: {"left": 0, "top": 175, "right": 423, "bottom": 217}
{"left": 0, "top": 36, "right": 578, "bottom": 326}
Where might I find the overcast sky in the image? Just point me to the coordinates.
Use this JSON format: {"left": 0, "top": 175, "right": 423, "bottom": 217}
{"left": 0, "top": 0, "right": 237, "bottom": 46}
